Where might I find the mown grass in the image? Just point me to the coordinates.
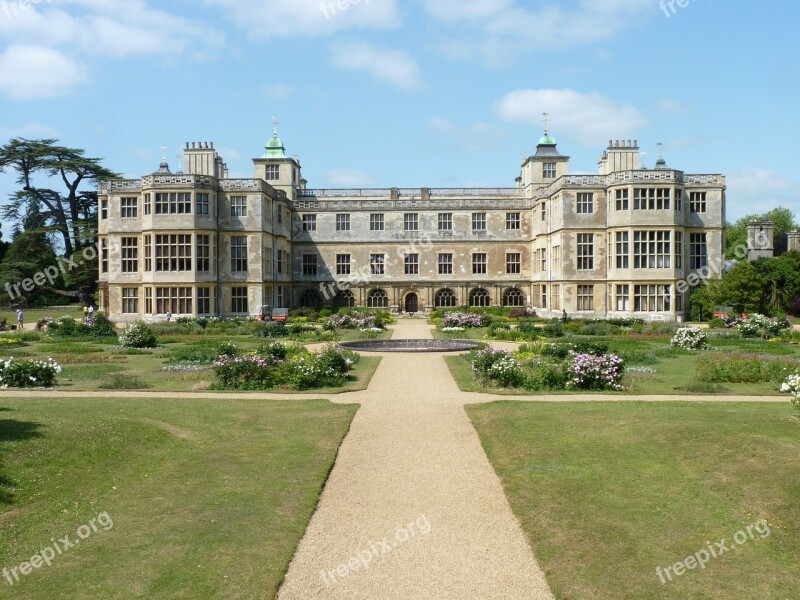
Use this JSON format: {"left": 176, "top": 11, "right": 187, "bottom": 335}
{"left": 0, "top": 396, "right": 358, "bottom": 599}
{"left": 467, "top": 401, "right": 800, "bottom": 599}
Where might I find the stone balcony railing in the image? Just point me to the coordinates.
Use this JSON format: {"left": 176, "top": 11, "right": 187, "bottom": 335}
{"left": 532, "top": 171, "right": 725, "bottom": 200}
{"left": 98, "top": 179, "right": 142, "bottom": 193}
{"left": 99, "top": 176, "right": 284, "bottom": 198}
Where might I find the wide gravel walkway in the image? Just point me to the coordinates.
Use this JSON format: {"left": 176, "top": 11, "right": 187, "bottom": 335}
{"left": 276, "top": 318, "right": 554, "bottom": 600}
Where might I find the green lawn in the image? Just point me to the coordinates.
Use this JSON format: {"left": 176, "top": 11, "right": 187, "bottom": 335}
{"left": 0, "top": 396, "right": 358, "bottom": 599}
{"left": 466, "top": 401, "right": 800, "bottom": 599}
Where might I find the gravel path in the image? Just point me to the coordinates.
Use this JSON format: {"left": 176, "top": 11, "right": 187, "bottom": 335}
{"left": 276, "top": 319, "right": 555, "bottom": 600}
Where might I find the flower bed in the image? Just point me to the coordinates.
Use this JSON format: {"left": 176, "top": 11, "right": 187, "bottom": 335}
{"left": 325, "top": 310, "right": 387, "bottom": 331}
{"left": 737, "top": 313, "right": 792, "bottom": 338}
{"left": 212, "top": 344, "right": 357, "bottom": 391}
{"left": 442, "top": 312, "right": 486, "bottom": 328}
{"left": 0, "top": 357, "right": 61, "bottom": 388}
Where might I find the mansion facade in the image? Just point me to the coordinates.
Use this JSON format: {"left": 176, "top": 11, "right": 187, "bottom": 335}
{"left": 98, "top": 130, "right": 725, "bottom": 322}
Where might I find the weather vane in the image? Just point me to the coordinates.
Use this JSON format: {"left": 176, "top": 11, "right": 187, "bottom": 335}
{"left": 542, "top": 112, "right": 551, "bottom": 134}
{"left": 272, "top": 115, "right": 279, "bottom": 137}
{"left": 159, "top": 145, "right": 167, "bottom": 161}
{"left": 657, "top": 141, "right": 664, "bottom": 159}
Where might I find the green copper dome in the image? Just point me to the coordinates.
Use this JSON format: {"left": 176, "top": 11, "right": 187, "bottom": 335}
{"left": 264, "top": 133, "right": 287, "bottom": 159}
{"left": 538, "top": 133, "right": 557, "bottom": 146}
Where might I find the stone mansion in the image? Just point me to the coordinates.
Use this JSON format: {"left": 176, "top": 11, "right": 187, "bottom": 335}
{"left": 98, "top": 129, "right": 725, "bottom": 322}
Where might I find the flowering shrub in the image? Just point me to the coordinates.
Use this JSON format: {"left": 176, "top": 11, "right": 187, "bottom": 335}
{"left": 442, "top": 312, "right": 486, "bottom": 328}
{"left": 722, "top": 313, "right": 744, "bottom": 328}
{"left": 119, "top": 322, "right": 158, "bottom": 348}
{"left": 325, "top": 311, "right": 386, "bottom": 331}
{"left": 44, "top": 313, "right": 117, "bottom": 339}
{"left": 0, "top": 357, "right": 61, "bottom": 388}
{"left": 471, "top": 347, "right": 507, "bottom": 375}
{"left": 213, "top": 354, "right": 283, "bottom": 389}
{"left": 471, "top": 347, "right": 523, "bottom": 387}
{"left": 670, "top": 327, "right": 709, "bottom": 350}
{"left": 738, "top": 313, "right": 792, "bottom": 338}
{"left": 567, "top": 353, "right": 625, "bottom": 391}
{"left": 441, "top": 326, "right": 465, "bottom": 332}
{"left": 256, "top": 342, "right": 287, "bottom": 361}
{"left": 217, "top": 341, "right": 238, "bottom": 358}
{"left": 487, "top": 355, "right": 524, "bottom": 388}
{"left": 780, "top": 373, "right": 800, "bottom": 411}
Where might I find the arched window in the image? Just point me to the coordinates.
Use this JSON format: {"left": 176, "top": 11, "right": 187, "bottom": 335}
{"left": 299, "top": 289, "right": 322, "bottom": 309}
{"left": 503, "top": 288, "right": 525, "bottom": 307}
{"left": 435, "top": 288, "right": 458, "bottom": 308}
{"left": 469, "top": 288, "right": 491, "bottom": 307}
{"left": 334, "top": 290, "right": 355, "bottom": 308}
{"left": 367, "top": 289, "right": 389, "bottom": 309}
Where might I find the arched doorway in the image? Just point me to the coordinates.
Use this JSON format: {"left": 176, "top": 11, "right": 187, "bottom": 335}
{"left": 405, "top": 292, "right": 419, "bottom": 314}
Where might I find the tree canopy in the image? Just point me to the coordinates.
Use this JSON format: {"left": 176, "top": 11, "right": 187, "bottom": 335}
{"left": 0, "top": 138, "right": 117, "bottom": 305}
{"left": 0, "top": 138, "right": 118, "bottom": 258}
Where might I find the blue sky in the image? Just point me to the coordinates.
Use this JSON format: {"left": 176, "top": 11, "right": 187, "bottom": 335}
{"left": 0, "top": 0, "right": 797, "bottom": 237}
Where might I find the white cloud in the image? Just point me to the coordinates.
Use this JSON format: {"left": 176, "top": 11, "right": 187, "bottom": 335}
{"left": 0, "top": 1, "right": 222, "bottom": 98}
{"left": 206, "top": 0, "right": 400, "bottom": 38}
{"left": 325, "top": 169, "right": 373, "bottom": 187}
{"left": 0, "top": 1, "right": 221, "bottom": 58}
{"left": 0, "top": 45, "right": 86, "bottom": 99}
{"left": 496, "top": 88, "right": 648, "bottom": 145}
{"left": 423, "top": 0, "right": 653, "bottom": 64}
{"left": 331, "top": 41, "right": 422, "bottom": 90}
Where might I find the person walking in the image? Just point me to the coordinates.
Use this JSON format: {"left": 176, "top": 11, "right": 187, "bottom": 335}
{"left": 16, "top": 309, "right": 23, "bottom": 330}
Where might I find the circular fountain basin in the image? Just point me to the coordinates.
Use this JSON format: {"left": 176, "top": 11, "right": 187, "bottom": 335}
{"left": 338, "top": 338, "right": 482, "bottom": 353}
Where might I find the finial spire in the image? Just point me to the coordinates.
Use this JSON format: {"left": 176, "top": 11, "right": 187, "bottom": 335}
{"left": 542, "top": 112, "right": 551, "bottom": 134}
{"left": 159, "top": 144, "right": 167, "bottom": 162}
{"left": 657, "top": 141, "right": 664, "bottom": 159}
{"left": 272, "top": 115, "right": 279, "bottom": 138}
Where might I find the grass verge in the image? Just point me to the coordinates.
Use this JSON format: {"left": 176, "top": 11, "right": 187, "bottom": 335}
{"left": 466, "top": 401, "right": 800, "bottom": 599}
{"left": 0, "top": 396, "right": 358, "bottom": 599}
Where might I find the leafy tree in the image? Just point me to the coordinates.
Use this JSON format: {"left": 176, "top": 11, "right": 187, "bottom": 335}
{"left": 718, "top": 260, "right": 767, "bottom": 313}
{"left": 0, "top": 138, "right": 118, "bottom": 258}
{"left": 757, "top": 252, "right": 800, "bottom": 314}
{"left": 0, "top": 203, "right": 63, "bottom": 306}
